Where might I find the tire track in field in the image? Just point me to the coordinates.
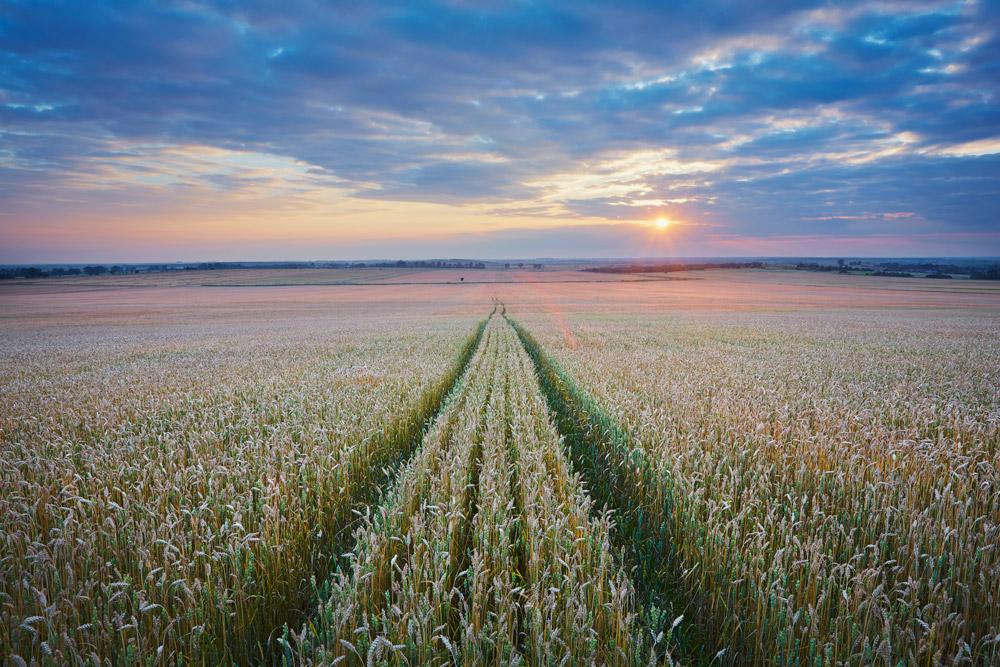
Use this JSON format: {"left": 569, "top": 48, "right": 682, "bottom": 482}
{"left": 500, "top": 317, "right": 642, "bottom": 666}
{"left": 333, "top": 313, "right": 490, "bottom": 534}
{"left": 503, "top": 364, "right": 529, "bottom": 658}
{"left": 353, "top": 352, "right": 494, "bottom": 634}
{"left": 445, "top": 370, "right": 490, "bottom": 643}
{"left": 266, "top": 314, "right": 491, "bottom": 665}
{"left": 508, "top": 315, "right": 723, "bottom": 666}
{"left": 356, "top": 320, "right": 496, "bottom": 615}
{"left": 293, "top": 315, "right": 503, "bottom": 666}
{"left": 325, "top": 314, "right": 490, "bottom": 571}
{"left": 297, "top": 315, "right": 651, "bottom": 666}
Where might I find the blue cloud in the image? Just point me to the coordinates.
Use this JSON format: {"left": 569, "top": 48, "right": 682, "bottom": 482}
{"left": 1, "top": 0, "right": 998, "bottom": 256}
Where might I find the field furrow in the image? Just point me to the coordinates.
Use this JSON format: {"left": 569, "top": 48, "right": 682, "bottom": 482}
{"left": 297, "top": 316, "right": 658, "bottom": 666}
{"left": 511, "top": 310, "right": 1000, "bottom": 666}
{"left": 502, "top": 322, "right": 646, "bottom": 666}
{"left": 296, "top": 317, "right": 500, "bottom": 665}
{"left": 461, "top": 363, "right": 523, "bottom": 663}
{"left": 0, "top": 315, "right": 486, "bottom": 666}
{"left": 511, "top": 315, "right": 704, "bottom": 661}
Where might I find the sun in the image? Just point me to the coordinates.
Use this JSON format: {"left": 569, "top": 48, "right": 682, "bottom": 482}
{"left": 655, "top": 217, "right": 670, "bottom": 229}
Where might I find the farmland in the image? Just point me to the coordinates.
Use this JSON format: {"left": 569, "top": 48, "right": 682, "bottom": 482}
{"left": 2, "top": 270, "right": 999, "bottom": 665}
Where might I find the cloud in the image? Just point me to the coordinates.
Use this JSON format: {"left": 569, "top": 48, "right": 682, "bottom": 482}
{"left": 1, "top": 0, "right": 998, "bottom": 259}
{"left": 935, "top": 137, "right": 1000, "bottom": 157}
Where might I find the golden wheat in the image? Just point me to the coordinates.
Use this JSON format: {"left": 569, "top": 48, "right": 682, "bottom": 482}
{"left": 296, "top": 316, "right": 655, "bottom": 666}
{"left": 5, "top": 292, "right": 996, "bottom": 667}
{"left": 0, "top": 313, "right": 481, "bottom": 665}
{"left": 514, "top": 308, "right": 1000, "bottom": 665}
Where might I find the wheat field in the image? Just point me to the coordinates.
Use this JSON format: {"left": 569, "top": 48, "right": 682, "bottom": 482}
{"left": 513, "top": 308, "right": 1000, "bottom": 665}
{"left": 2, "top": 274, "right": 998, "bottom": 666}
{"left": 0, "top": 303, "right": 481, "bottom": 665}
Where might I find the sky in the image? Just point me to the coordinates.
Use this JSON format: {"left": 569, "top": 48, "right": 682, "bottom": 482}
{"left": 1, "top": 0, "right": 999, "bottom": 262}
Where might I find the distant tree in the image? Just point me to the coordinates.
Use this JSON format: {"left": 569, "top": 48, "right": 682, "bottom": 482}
{"left": 971, "top": 265, "right": 1000, "bottom": 280}
{"left": 504, "top": 263, "right": 510, "bottom": 269}
{"left": 518, "top": 262, "right": 524, "bottom": 269}
{"left": 84, "top": 265, "right": 108, "bottom": 275}
{"left": 460, "top": 277, "right": 464, "bottom": 282}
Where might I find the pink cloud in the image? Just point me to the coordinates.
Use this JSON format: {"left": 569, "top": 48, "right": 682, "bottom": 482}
{"left": 802, "top": 212, "right": 918, "bottom": 221}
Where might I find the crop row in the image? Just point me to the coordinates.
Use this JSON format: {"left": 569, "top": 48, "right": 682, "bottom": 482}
{"left": 8, "top": 301, "right": 994, "bottom": 666}
{"left": 295, "top": 316, "right": 662, "bottom": 666}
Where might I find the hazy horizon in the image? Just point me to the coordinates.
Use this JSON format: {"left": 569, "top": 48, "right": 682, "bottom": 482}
{"left": 6, "top": 253, "right": 1000, "bottom": 268}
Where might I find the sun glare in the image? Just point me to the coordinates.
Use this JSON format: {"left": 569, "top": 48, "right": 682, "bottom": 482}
{"left": 656, "top": 217, "right": 671, "bottom": 229}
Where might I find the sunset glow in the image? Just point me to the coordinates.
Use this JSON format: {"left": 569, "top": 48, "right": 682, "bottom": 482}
{"left": 1, "top": 2, "right": 998, "bottom": 261}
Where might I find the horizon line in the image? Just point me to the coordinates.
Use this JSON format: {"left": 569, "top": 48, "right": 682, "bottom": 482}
{"left": 4, "top": 255, "right": 1000, "bottom": 267}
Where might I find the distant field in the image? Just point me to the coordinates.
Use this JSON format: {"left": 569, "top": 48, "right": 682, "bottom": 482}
{"left": 0, "top": 266, "right": 662, "bottom": 290}
{"left": 6, "top": 264, "right": 1000, "bottom": 294}
{"left": 2, "top": 272, "right": 998, "bottom": 665}
{"left": 369, "top": 268, "right": 658, "bottom": 284}
{"left": 0, "top": 268, "right": 423, "bottom": 289}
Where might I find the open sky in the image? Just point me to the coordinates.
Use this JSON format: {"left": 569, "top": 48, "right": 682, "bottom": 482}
{"left": 2, "top": 0, "right": 999, "bottom": 262}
